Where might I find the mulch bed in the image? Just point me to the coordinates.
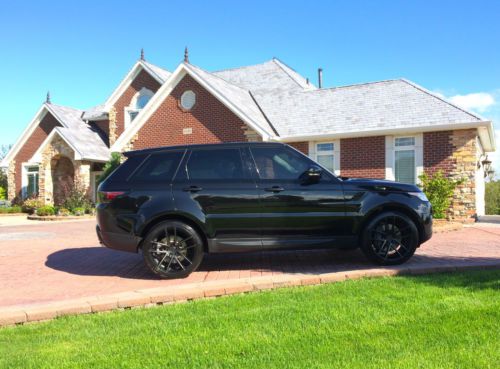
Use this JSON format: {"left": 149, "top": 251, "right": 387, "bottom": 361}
{"left": 27, "top": 215, "right": 95, "bottom": 221}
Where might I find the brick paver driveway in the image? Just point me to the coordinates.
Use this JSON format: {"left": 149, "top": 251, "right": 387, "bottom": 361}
{"left": 0, "top": 219, "right": 499, "bottom": 308}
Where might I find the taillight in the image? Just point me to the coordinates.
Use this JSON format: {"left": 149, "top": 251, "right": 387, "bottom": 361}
{"left": 98, "top": 191, "right": 125, "bottom": 203}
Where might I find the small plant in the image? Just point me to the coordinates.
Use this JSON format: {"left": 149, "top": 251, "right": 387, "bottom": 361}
{"left": 36, "top": 205, "right": 56, "bottom": 217}
{"left": 58, "top": 208, "right": 71, "bottom": 216}
{"left": 418, "top": 171, "right": 464, "bottom": 219}
{"left": 22, "top": 197, "right": 44, "bottom": 214}
{"left": 0, "top": 206, "right": 22, "bottom": 214}
{"left": 72, "top": 207, "right": 86, "bottom": 216}
{"left": 0, "top": 186, "right": 6, "bottom": 200}
{"left": 59, "top": 178, "right": 92, "bottom": 212}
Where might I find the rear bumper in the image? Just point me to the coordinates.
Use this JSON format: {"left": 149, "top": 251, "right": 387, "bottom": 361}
{"left": 96, "top": 225, "right": 142, "bottom": 253}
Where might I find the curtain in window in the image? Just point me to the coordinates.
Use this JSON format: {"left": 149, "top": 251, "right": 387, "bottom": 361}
{"left": 395, "top": 150, "right": 415, "bottom": 184}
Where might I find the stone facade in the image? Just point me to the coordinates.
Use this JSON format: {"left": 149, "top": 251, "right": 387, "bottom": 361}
{"left": 108, "top": 107, "right": 118, "bottom": 147}
{"left": 7, "top": 160, "right": 16, "bottom": 200}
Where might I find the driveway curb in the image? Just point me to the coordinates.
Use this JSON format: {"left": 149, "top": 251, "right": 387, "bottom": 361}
{"left": 1, "top": 262, "right": 498, "bottom": 328}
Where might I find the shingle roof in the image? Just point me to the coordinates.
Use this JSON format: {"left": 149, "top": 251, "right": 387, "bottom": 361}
{"left": 251, "top": 79, "right": 484, "bottom": 138}
{"left": 142, "top": 61, "right": 171, "bottom": 83}
{"left": 81, "top": 103, "right": 107, "bottom": 121}
{"left": 46, "top": 104, "right": 110, "bottom": 161}
{"left": 213, "top": 58, "right": 315, "bottom": 94}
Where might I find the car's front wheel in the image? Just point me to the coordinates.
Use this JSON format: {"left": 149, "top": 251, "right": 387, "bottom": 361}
{"left": 360, "top": 211, "right": 419, "bottom": 265}
{"left": 142, "top": 220, "right": 204, "bottom": 279}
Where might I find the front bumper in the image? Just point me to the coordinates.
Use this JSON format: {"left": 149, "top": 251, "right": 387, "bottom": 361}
{"left": 96, "top": 225, "right": 142, "bottom": 253}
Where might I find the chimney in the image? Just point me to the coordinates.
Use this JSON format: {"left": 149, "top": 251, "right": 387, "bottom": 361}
{"left": 318, "top": 68, "right": 323, "bottom": 89}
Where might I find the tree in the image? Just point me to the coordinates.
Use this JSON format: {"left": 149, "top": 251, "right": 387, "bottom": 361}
{"left": 0, "top": 144, "right": 11, "bottom": 199}
{"left": 98, "top": 152, "right": 122, "bottom": 184}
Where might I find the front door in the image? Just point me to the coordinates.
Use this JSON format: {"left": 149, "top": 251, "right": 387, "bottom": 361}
{"left": 250, "top": 145, "right": 350, "bottom": 249}
{"left": 172, "top": 146, "right": 261, "bottom": 252}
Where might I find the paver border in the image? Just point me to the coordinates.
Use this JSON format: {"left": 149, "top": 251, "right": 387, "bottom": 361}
{"left": 1, "top": 262, "right": 498, "bottom": 328}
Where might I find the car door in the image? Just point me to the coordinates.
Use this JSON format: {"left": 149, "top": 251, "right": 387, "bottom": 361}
{"left": 172, "top": 146, "right": 261, "bottom": 252}
{"left": 250, "top": 145, "right": 351, "bottom": 249}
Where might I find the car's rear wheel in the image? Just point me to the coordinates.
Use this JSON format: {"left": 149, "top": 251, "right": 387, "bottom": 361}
{"left": 142, "top": 221, "right": 204, "bottom": 279}
{"left": 360, "top": 211, "right": 418, "bottom": 265}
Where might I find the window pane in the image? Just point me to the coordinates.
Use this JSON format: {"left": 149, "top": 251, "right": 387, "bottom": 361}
{"left": 395, "top": 150, "right": 415, "bottom": 184}
{"left": 106, "top": 155, "right": 145, "bottom": 183}
{"left": 129, "top": 111, "right": 139, "bottom": 122}
{"left": 317, "top": 143, "right": 334, "bottom": 152}
{"left": 317, "top": 154, "right": 334, "bottom": 172}
{"left": 27, "top": 173, "right": 38, "bottom": 197}
{"left": 395, "top": 137, "right": 415, "bottom": 147}
{"left": 252, "top": 147, "right": 311, "bottom": 180}
{"left": 187, "top": 149, "right": 246, "bottom": 180}
{"left": 130, "top": 152, "right": 183, "bottom": 183}
{"left": 136, "top": 94, "right": 151, "bottom": 109}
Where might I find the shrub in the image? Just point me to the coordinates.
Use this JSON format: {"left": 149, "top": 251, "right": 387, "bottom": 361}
{"left": 418, "top": 171, "right": 464, "bottom": 219}
{"left": 98, "top": 152, "right": 122, "bottom": 185}
{"left": 0, "top": 206, "right": 22, "bottom": 214}
{"left": 485, "top": 180, "right": 500, "bottom": 215}
{"left": 58, "top": 208, "right": 71, "bottom": 216}
{"left": 60, "top": 179, "right": 92, "bottom": 212}
{"left": 22, "top": 197, "right": 44, "bottom": 214}
{"left": 72, "top": 207, "right": 86, "bottom": 216}
{"left": 36, "top": 205, "right": 56, "bottom": 217}
{"left": 0, "top": 186, "right": 5, "bottom": 200}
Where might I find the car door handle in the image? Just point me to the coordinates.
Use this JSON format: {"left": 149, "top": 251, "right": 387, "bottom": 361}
{"left": 264, "top": 186, "right": 285, "bottom": 193}
{"left": 183, "top": 185, "right": 203, "bottom": 192}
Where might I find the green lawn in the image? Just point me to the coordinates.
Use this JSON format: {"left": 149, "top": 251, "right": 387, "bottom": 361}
{"left": 1, "top": 270, "right": 499, "bottom": 369}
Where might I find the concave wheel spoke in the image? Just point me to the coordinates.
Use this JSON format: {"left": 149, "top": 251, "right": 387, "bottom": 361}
{"left": 155, "top": 253, "right": 170, "bottom": 272}
{"left": 173, "top": 255, "right": 186, "bottom": 270}
{"left": 182, "top": 254, "right": 193, "bottom": 266}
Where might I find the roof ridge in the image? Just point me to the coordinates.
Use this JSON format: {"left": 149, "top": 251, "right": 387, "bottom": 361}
{"left": 212, "top": 59, "right": 274, "bottom": 73}
{"left": 400, "top": 79, "right": 485, "bottom": 121}
{"left": 271, "top": 58, "right": 309, "bottom": 89}
{"left": 188, "top": 63, "right": 253, "bottom": 94}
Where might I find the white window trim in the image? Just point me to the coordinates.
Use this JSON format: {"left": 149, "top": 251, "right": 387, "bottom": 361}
{"left": 21, "top": 162, "right": 40, "bottom": 199}
{"left": 308, "top": 140, "right": 341, "bottom": 175}
{"left": 385, "top": 134, "right": 423, "bottom": 184}
{"left": 124, "top": 87, "right": 154, "bottom": 129}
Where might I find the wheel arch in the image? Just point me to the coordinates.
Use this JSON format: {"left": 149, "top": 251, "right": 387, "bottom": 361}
{"left": 359, "top": 204, "right": 425, "bottom": 244}
{"left": 137, "top": 212, "right": 209, "bottom": 252}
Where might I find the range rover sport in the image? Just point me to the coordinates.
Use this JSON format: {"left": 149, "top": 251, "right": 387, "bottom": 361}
{"left": 96, "top": 142, "right": 432, "bottom": 279}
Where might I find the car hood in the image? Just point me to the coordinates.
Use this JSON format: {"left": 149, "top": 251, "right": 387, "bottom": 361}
{"left": 341, "top": 178, "right": 421, "bottom": 192}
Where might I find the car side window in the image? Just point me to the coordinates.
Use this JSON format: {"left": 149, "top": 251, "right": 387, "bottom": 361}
{"left": 186, "top": 148, "right": 247, "bottom": 180}
{"left": 128, "top": 151, "right": 183, "bottom": 183}
{"left": 251, "top": 147, "right": 312, "bottom": 180}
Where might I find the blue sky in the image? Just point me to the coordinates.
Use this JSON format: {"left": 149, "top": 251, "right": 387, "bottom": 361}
{"left": 1, "top": 0, "right": 499, "bottom": 164}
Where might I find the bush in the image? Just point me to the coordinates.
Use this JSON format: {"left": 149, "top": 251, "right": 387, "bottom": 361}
{"left": 418, "top": 171, "right": 464, "bottom": 219}
{"left": 0, "top": 206, "right": 22, "bottom": 214}
{"left": 36, "top": 205, "right": 56, "bottom": 216}
{"left": 57, "top": 208, "right": 71, "bottom": 216}
{"left": 485, "top": 180, "right": 500, "bottom": 215}
{"left": 98, "top": 152, "right": 122, "bottom": 185}
{"left": 72, "top": 207, "right": 86, "bottom": 216}
{"left": 0, "top": 186, "right": 5, "bottom": 200}
{"left": 22, "top": 197, "right": 44, "bottom": 214}
{"left": 59, "top": 179, "right": 92, "bottom": 212}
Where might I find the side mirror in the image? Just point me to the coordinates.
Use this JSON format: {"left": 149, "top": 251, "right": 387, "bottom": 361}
{"left": 300, "top": 165, "right": 323, "bottom": 184}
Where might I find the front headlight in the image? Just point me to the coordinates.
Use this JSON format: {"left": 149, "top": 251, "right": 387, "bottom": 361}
{"left": 409, "top": 191, "right": 429, "bottom": 202}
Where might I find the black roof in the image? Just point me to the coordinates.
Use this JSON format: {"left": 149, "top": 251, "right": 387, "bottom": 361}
{"left": 124, "top": 141, "right": 287, "bottom": 157}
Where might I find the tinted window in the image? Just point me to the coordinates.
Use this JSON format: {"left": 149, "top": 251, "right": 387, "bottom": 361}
{"left": 186, "top": 148, "right": 246, "bottom": 180}
{"left": 129, "top": 151, "right": 183, "bottom": 183}
{"left": 106, "top": 155, "right": 145, "bottom": 183}
{"left": 251, "top": 147, "right": 311, "bottom": 180}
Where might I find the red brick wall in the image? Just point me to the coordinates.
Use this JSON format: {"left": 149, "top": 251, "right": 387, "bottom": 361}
{"left": 288, "top": 141, "right": 309, "bottom": 155}
{"left": 114, "top": 69, "right": 161, "bottom": 138}
{"left": 423, "top": 131, "right": 455, "bottom": 176}
{"left": 13, "top": 112, "right": 61, "bottom": 196}
{"left": 340, "top": 136, "right": 385, "bottom": 178}
{"left": 132, "top": 74, "right": 248, "bottom": 149}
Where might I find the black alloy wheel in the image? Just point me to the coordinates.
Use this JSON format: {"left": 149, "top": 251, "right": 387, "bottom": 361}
{"left": 361, "top": 211, "right": 418, "bottom": 265}
{"left": 142, "top": 221, "right": 204, "bottom": 279}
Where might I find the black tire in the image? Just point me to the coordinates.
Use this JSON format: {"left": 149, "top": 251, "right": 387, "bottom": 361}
{"left": 142, "top": 220, "right": 204, "bottom": 279}
{"left": 360, "top": 211, "right": 418, "bottom": 265}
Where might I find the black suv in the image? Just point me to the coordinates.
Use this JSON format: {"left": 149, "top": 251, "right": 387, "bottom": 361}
{"left": 97, "top": 142, "right": 432, "bottom": 279}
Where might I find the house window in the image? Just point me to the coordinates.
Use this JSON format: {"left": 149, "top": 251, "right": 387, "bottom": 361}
{"left": 125, "top": 88, "right": 154, "bottom": 127}
{"left": 180, "top": 90, "right": 196, "bottom": 111}
{"left": 316, "top": 142, "right": 335, "bottom": 172}
{"left": 394, "top": 137, "right": 416, "bottom": 184}
{"left": 26, "top": 165, "right": 39, "bottom": 198}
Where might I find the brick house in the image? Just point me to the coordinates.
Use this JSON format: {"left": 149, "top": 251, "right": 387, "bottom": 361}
{"left": 1, "top": 51, "right": 495, "bottom": 220}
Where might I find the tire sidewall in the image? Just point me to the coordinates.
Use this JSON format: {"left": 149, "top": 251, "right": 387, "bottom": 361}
{"left": 142, "top": 220, "right": 204, "bottom": 279}
{"left": 361, "top": 211, "right": 419, "bottom": 265}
